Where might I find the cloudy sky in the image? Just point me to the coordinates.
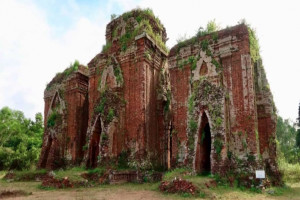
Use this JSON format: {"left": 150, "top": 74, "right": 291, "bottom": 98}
{"left": 0, "top": 0, "right": 299, "bottom": 122}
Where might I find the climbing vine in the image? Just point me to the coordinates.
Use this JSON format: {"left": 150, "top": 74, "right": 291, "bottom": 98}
{"left": 94, "top": 89, "right": 125, "bottom": 126}
{"left": 186, "top": 78, "right": 225, "bottom": 165}
{"left": 248, "top": 26, "right": 260, "bottom": 63}
{"left": 174, "top": 37, "right": 221, "bottom": 73}
{"left": 213, "top": 137, "right": 223, "bottom": 158}
{"left": 47, "top": 110, "right": 58, "bottom": 128}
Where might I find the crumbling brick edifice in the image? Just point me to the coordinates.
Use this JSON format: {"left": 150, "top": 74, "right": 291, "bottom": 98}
{"left": 39, "top": 9, "right": 280, "bottom": 181}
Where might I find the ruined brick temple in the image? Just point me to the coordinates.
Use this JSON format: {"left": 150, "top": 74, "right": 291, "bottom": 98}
{"left": 39, "top": 9, "right": 279, "bottom": 180}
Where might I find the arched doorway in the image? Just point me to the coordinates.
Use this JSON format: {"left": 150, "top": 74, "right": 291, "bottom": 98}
{"left": 167, "top": 121, "right": 173, "bottom": 169}
{"left": 87, "top": 117, "right": 102, "bottom": 168}
{"left": 39, "top": 137, "right": 53, "bottom": 168}
{"left": 195, "top": 112, "right": 211, "bottom": 174}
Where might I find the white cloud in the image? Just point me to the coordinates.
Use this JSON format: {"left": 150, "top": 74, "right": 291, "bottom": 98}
{"left": 0, "top": 0, "right": 299, "bottom": 121}
{"left": 108, "top": 0, "right": 137, "bottom": 12}
{"left": 0, "top": 0, "right": 107, "bottom": 119}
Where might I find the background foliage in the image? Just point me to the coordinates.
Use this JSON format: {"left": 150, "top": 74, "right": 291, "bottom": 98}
{"left": 0, "top": 106, "right": 43, "bottom": 170}
{"left": 276, "top": 116, "right": 300, "bottom": 163}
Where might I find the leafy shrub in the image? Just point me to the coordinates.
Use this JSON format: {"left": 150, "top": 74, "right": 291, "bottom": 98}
{"left": 47, "top": 111, "right": 57, "bottom": 128}
{"left": 0, "top": 107, "right": 43, "bottom": 170}
{"left": 279, "top": 158, "right": 300, "bottom": 183}
{"left": 46, "top": 60, "right": 81, "bottom": 89}
{"left": 248, "top": 26, "right": 260, "bottom": 62}
{"left": 107, "top": 108, "right": 115, "bottom": 122}
{"left": 95, "top": 97, "right": 106, "bottom": 114}
{"left": 102, "top": 41, "right": 112, "bottom": 53}
{"left": 163, "top": 168, "right": 191, "bottom": 181}
{"left": 213, "top": 138, "right": 223, "bottom": 156}
{"left": 87, "top": 167, "right": 105, "bottom": 177}
{"left": 113, "top": 64, "right": 123, "bottom": 84}
{"left": 200, "top": 39, "right": 209, "bottom": 51}
{"left": 109, "top": 8, "right": 168, "bottom": 53}
{"left": 189, "top": 119, "right": 198, "bottom": 134}
{"left": 118, "top": 151, "right": 129, "bottom": 169}
{"left": 212, "top": 58, "right": 221, "bottom": 70}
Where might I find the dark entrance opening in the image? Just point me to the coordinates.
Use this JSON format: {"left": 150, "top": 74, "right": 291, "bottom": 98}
{"left": 195, "top": 112, "right": 211, "bottom": 174}
{"left": 167, "top": 121, "right": 172, "bottom": 169}
{"left": 87, "top": 117, "right": 101, "bottom": 168}
{"left": 39, "top": 137, "right": 53, "bottom": 168}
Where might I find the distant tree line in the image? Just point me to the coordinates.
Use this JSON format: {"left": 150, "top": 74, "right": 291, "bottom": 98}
{"left": 277, "top": 102, "right": 300, "bottom": 163}
{"left": 0, "top": 107, "right": 43, "bottom": 170}
{"left": 296, "top": 102, "right": 300, "bottom": 149}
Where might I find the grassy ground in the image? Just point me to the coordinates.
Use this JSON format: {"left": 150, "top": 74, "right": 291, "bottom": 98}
{"left": 279, "top": 159, "right": 300, "bottom": 183}
{"left": 0, "top": 168, "right": 300, "bottom": 200}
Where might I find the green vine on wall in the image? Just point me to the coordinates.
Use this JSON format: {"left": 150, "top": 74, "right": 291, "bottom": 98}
{"left": 248, "top": 26, "right": 260, "bottom": 63}
{"left": 47, "top": 110, "right": 58, "bottom": 128}
{"left": 213, "top": 137, "right": 223, "bottom": 158}
{"left": 94, "top": 88, "right": 126, "bottom": 126}
{"left": 164, "top": 90, "right": 171, "bottom": 113}
{"left": 186, "top": 78, "right": 225, "bottom": 165}
{"left": 111, "top": 58, "right": 123, "bottom": 85}
{"left": 175, "top": 37, "right": 222, "bottom": 73}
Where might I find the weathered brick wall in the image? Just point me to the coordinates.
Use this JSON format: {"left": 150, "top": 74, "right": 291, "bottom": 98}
{"left": 84, "top": 11, "right": 169, "bottom": 169}
{"left": 254, "top": 58, "right": 278, "bottom": 179}
{"left": 65, "top": 70, "right": 89, "bottom": 164}
{"left": 38, "top": 66, "right": 88, "bottom": 169}
{"left": 38, "top": 9, "right": 280, "bottom": 182}
{"left": 168, "top": 24, "right": 260, "bottom": 174}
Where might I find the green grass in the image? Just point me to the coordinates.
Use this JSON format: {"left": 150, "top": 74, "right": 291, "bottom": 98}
{"left": 86, "top": 167, "right": 106, "bottom": 175}
{"left": 279, "top": 159, "right": 300, "bottom": 183}
{"left": 163, "top": 168, "right": 192, "bottom": 181}
{"left": 4, "top": 169, "right": 47, "bottom": 181}
{"left": 2, "top": 166, "right": 300, "bottom": 199}
{"left": 161, "top": 168, "right": 300, "bottom": 199}
{"left": 0, "top": 171, "right": 6, "bottom": 179}
{"left": 54, "top": 167, "right": 87, "bottom": 182}
{"left": 1, "top": 171, "right": 300, "bottom": 200}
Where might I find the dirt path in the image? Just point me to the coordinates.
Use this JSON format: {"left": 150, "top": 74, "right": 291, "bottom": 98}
{"left": 0, "top": 182, "right": 175, "bottom": 200}
{"left": 11, "top": 188, "right": 171, "bottom": 200}
{"left": 1, "top": 181, "right": 300, "bottom": 200}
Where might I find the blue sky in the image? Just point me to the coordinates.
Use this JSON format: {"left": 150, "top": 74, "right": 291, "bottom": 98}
{"left": 0, "top": 0, "right": 299, "bottom": 122}
{"left": 33, "top": 0, "right": 114, "bottom": 35}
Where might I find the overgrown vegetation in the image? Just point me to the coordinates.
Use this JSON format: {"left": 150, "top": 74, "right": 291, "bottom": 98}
{"left": 0, "top": 107, "right": 43, "bottom": 170}
{"left": 4, "top": 169, "right": 47, "bottom": 181}
{"left": 175, "top": 19, "right": 220, "bottom": 54}
{"left": 174, "top": 20, "right": 222, "bottom": 72}
{"left": 213, "top": 138, "right": 223, "bottom": 158}
{"left": 46, "top": 60, "right": 83, "bottom": 90}
{"left": 278, "top": 159, "right": 300, "bottom": 183}
{"left": 47, "top": 110, "right": 58, "bottom": 128}
{"left": 101, "top": 41, "right": 112, "bottom": 53}
{"left": 110, "top": 57, "right": 123, "bottom": 85}
{"left": 95, "top": 94, "right": 106, "bottom": 114}
{"left": 163, "top": 91, "right": 171, "bottom": 113}
{"left": 276, "top": 116, "right": 300, "bottom": 163}
{"left": 94, "top": 89, "right": 125, "bottom": 125}
{"left": 107, "top": 108, "right": 115, "bottom": 123}
{"left": 276, "top": 106, "right": 300, "bottom": 183}
{"left": 187, "top": 88, "right": 197, "bottom": 156}
{"left": 248, "top": 26, "right": 260, "bottom": 63}
{"left": 296, "top": 102, "right": 300, "bottom": 148}
{"left": 101, "top": 8, "right": 168, "bottom": 53}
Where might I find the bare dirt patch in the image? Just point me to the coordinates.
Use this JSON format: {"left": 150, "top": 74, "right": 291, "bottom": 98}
{"left": 0, "top": 190, "right": 31, "bottom": 199}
